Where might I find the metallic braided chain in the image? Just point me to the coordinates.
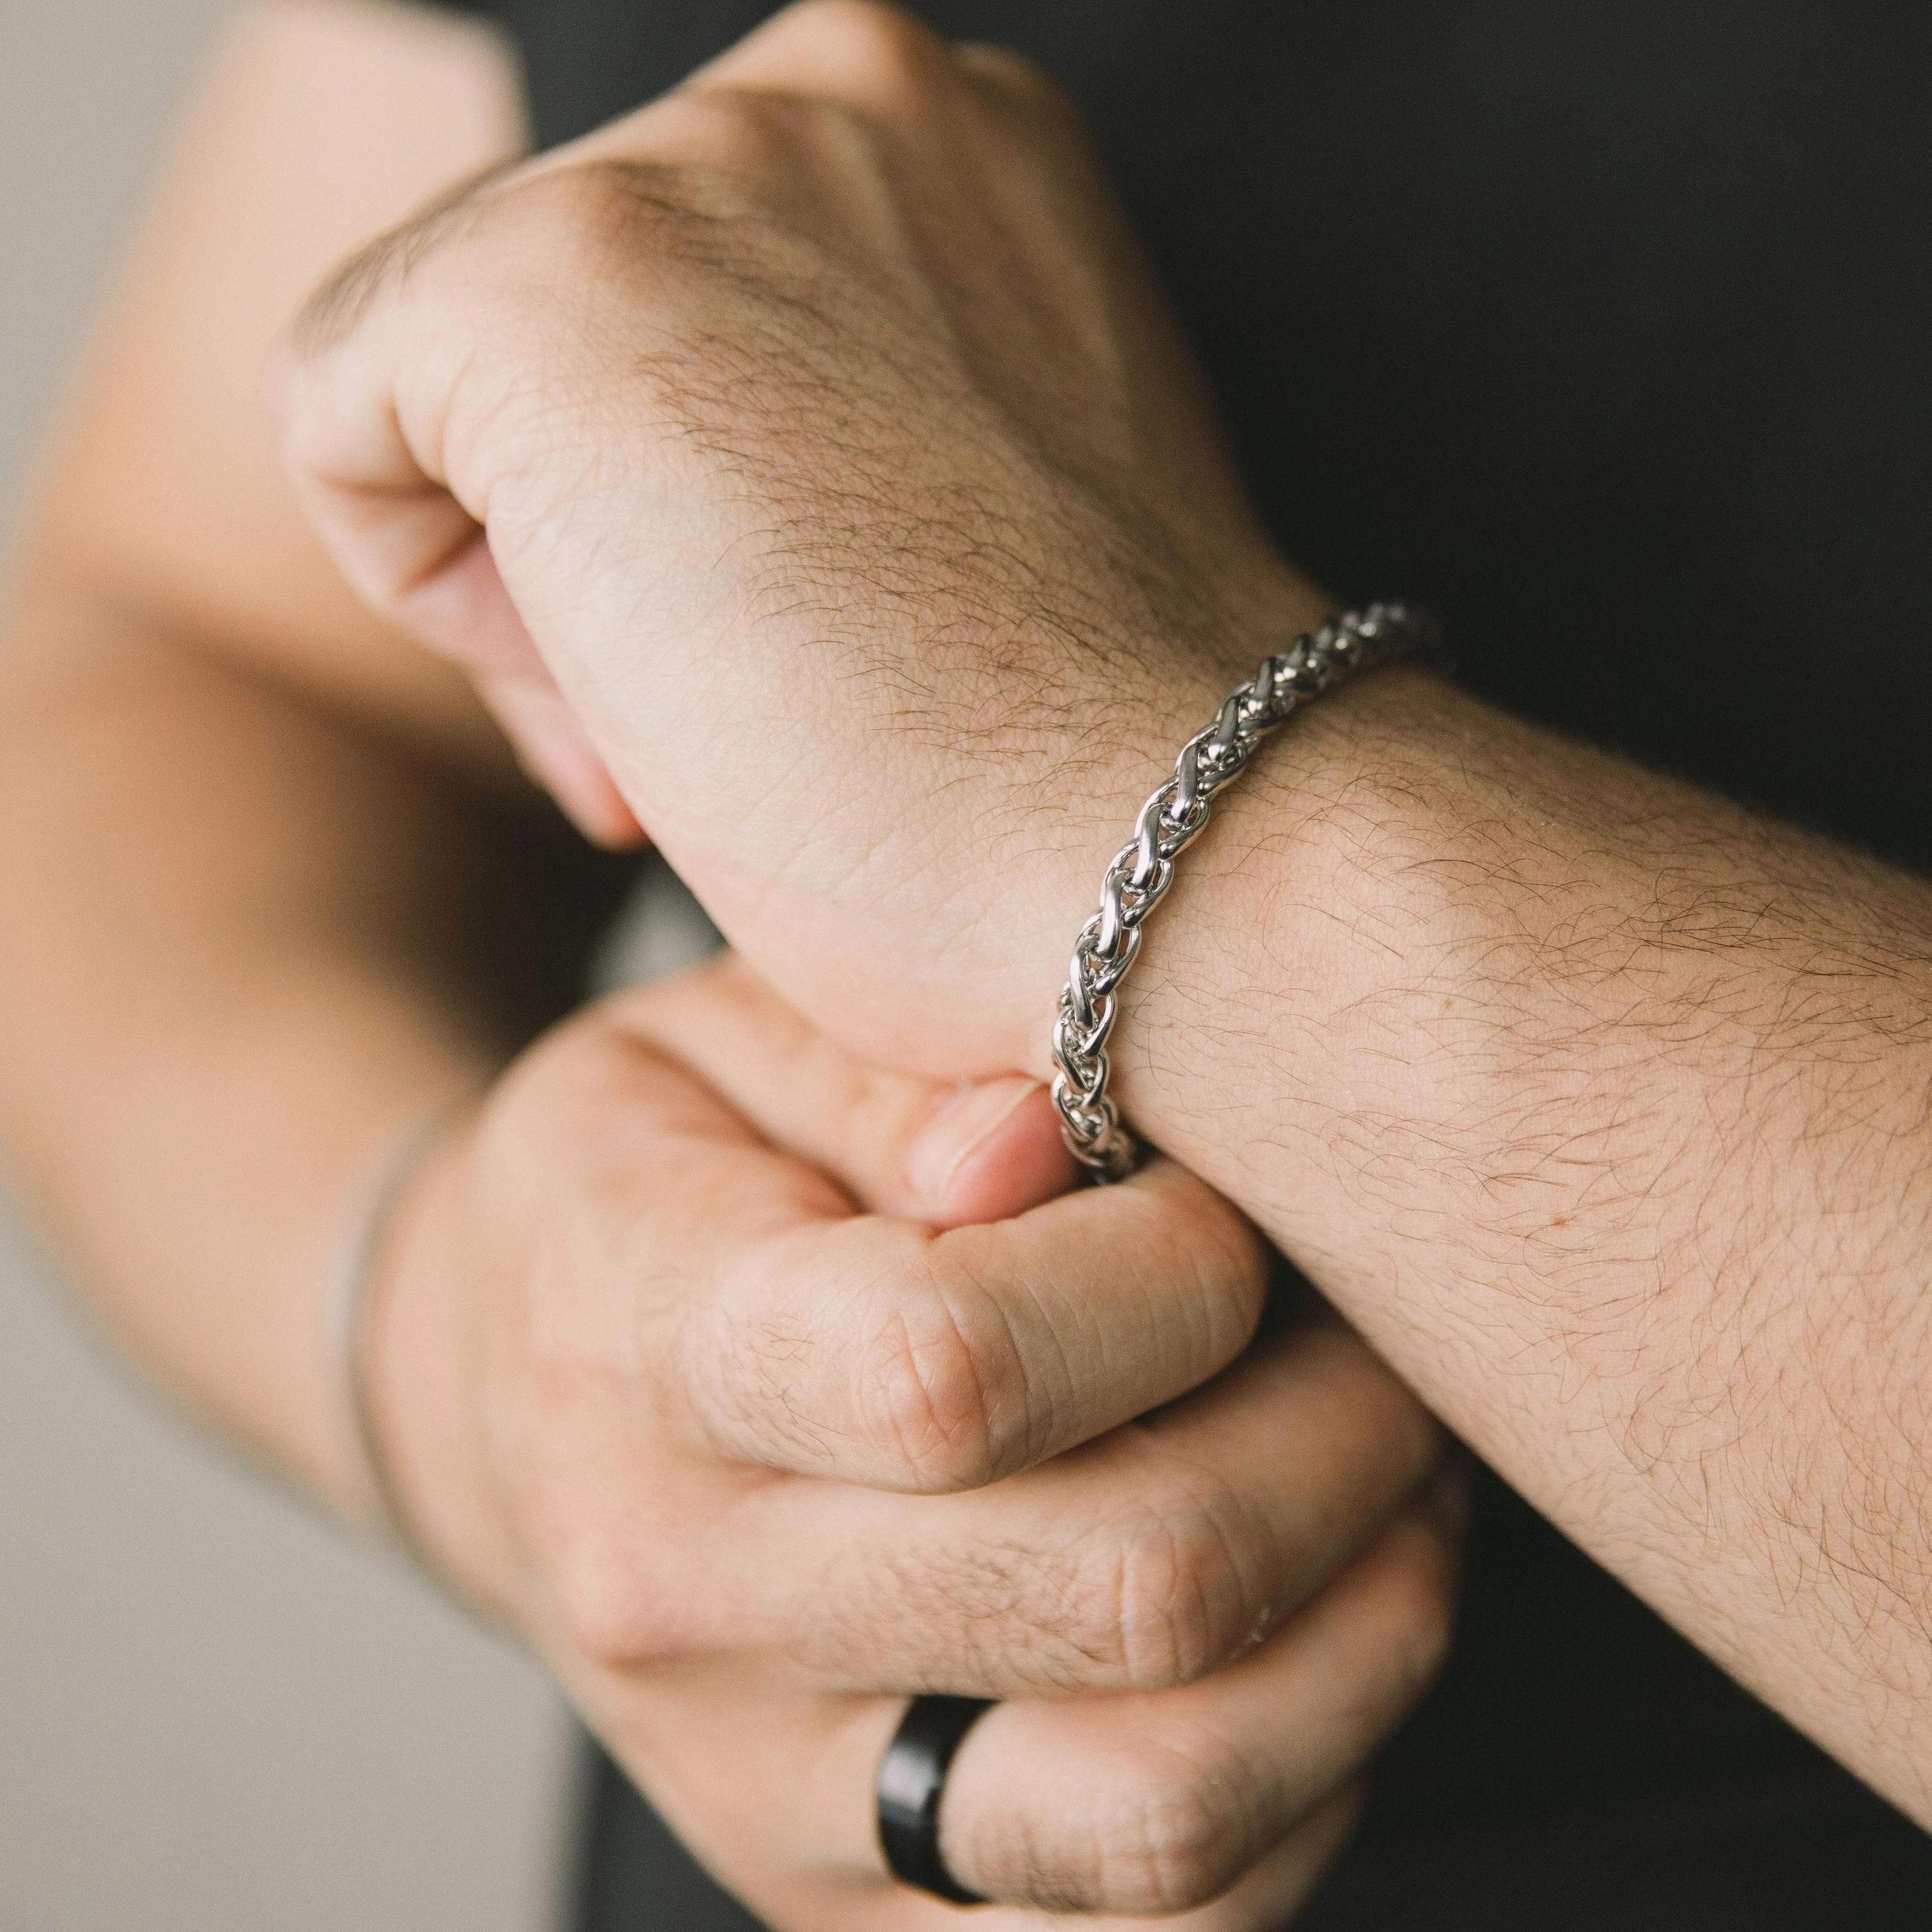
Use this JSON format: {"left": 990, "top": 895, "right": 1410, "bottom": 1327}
{"left": 1050, "top": 601, "right": 1440, "bottom": 1181}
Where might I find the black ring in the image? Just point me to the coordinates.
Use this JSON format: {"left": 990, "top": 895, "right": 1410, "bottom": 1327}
{"left": 876, "top": 1695, "right": 993, "bottom": 1906}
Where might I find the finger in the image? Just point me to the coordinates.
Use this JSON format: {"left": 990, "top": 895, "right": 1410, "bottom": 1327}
{"left": 682, "top": 1153, "right": 1269, "bottom": 1494}
{"left": 503, "top": 997, "right": 1264, "bottom": 1504}
{"left": 630, "top": 1323, "right": 1441, "bottom": 1702}
{"left": 785, "top": 1323, "right": 1440, "bottom": 1696}
{"left": 278, "top": 158, "right": 647, "bottom": 829}
{"left": 686, "top": 1, "right": 961, "bottom": 120}
{"left": 940, "top": 1498, "right": 1458, "bottom": 1914}
{"left": 283, "top": 337, "right": 642, "bottom": 847}
{"left": 1054, "top": 1784, "right": 1365, "bottom": 1932}
{"left": 276, "top": 263, "right": 474, "bottom": 595}
{"left": 617, "top": 1502, "right": 1450, "bottom": 1923}
{"left": 861, "top": 1789, "right": 1364, "bottom": 1932}
{"left": 500, "top": 993, "right": 1256, "bottom": 1514}
{"left": 572, "top": 1652, "right": 1362, "bottom": 1932}
{"left": 479, "top": 673, "right": 646, "bottom": 847}
{"left": 390, "top": 523, "right": 548, "bottom": 680}
{"left": 608, "top": 957, "right": 1074, "bottom": 1226}
{"left": 950, "top": 39, "right": 1087, "bottom": 140}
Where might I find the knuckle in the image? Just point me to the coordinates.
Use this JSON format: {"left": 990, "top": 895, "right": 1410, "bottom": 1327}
{"left": 1143, "top": 1170, "right": 1264, "bottom": 1298}
{"left": 548, "top": 1523, "right": 691, "bottom": 1670}
{"left": 472, "top": 1011, "right": 634, "bottom": 1190}
{"left": 648, "top": 88, "right": 793, "bottom": 178}
{"left": 513, "top": 157, "right": 686, "bottom": 264}
{"left": 794, "top": 0, "right": 947, "bottom": 92}
{"left": 1380, "top": 1517, "right": 1460, "bottom": 1694}
{"left": 465, "top": 1058, "right": 570, "bottom": 1213}
{"left": 1085, "top": 1737, "right": 1255, "bottom": 1914}
{"left": 852, "top": 1276, "right": 1030, "bottom": 1491}
{"left": 1181, "top": 1201, "right": 1269, "bottom": 1334}
{"left": 1111, "top": 1176, "right": 1267, "bottom": 1365}
{"left": 291, "top": 169, "right": 499, "bottom": 353}
{"left": 1072, "top": 1489, "right": 1256, "bottom": 1688}
{"left": 291, "top": 231, "right": 397, "bottom": 356}
{"left": 500, "top": 152, "right": 755, "bottom": 297}
{"left": 961, "top": 41, "right": 1071, "bottom": 114}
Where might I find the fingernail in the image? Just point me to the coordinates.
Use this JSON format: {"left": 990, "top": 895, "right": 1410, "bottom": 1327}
{"left": 906, "top": 1076, "right": 1043, "bottom": 1211}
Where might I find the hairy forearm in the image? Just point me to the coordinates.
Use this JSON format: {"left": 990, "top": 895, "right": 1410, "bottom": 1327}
{"left": 0, "top": 582, "right": 567, "bottom": 1509}
{"left": 1117, "top": 665, "right": 1932, "bottom": 1810}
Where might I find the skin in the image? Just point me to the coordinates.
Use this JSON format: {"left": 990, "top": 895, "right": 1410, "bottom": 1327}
{"left": 0, "top": 2, "right": 1459, "bottom": 1925}
{"left": 281, "top": 0, "right": 1932, "bottom": 1839}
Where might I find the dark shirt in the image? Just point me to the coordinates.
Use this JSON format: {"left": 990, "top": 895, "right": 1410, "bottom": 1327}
{"left": 464, "top": 3, "right": 1932, "bottom": 1923}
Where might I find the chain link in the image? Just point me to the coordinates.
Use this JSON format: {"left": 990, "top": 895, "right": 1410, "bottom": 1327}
{"left": 1050, "top": 602, "right": 1440, "bottom": 1181}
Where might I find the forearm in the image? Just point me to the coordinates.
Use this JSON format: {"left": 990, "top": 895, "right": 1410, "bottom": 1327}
{"left": 0, "top": 580, "right": 574, "bottom": 1511}
{"left": 1118, "top": 665, "right": 1932, "bottom": 1809}
{"left": 251, "top": 11, "right": 1932, "bottom": 1811}
{"left": 0, "top": 0, "right": 565, "bottom": 1510}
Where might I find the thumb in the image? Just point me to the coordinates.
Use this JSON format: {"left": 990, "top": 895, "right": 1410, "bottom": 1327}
{"left": 609, "top": 959, "right": 1079, "bottom": 1228}
{"left": 903, "top": 1075, "right": 1077, "bottom": 1227}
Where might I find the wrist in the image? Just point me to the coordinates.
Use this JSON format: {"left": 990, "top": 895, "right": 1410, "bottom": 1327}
{"left": 1021, "top": 576, "right": 1451, "bottom": 1166}
{"left": 1097, "top": 663, "right": 1462, "bottom": 1208}
{"left": 357, "top": 1110, "right": 530, "bottom": 1620}
{"left": 1005, "top": 567, "right": 1346, "bottom": 1069}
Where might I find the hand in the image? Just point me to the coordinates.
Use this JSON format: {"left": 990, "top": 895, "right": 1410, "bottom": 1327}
{"left": 286, "top": 32, "right": 1460, "bottom": 1913}
{"left": 279, "top": 0, "right": 1329, "bottom": 1082}
{"left": 273, "top": 1, "right": 1932, "bottom": 1832}
{"left": 372, "top": 954, "right": 1454, "bottom": 1926}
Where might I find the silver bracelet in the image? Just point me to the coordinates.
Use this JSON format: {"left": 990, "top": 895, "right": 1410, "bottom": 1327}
{"left": 1050, "top": 601, "right": 1440, "bottom": 1181}
{"left": 324, "top": 1112, "right": 456, "bottom": 1543}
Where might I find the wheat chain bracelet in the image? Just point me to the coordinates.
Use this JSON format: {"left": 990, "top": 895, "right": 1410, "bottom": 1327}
{"left": 1049, "top": 600, "right": 1441, "bottom": 1182}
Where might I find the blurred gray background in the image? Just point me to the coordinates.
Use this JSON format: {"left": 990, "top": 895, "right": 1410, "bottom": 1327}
{"left": 0, "top": 3, "right": 575, "bottom": 1927}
